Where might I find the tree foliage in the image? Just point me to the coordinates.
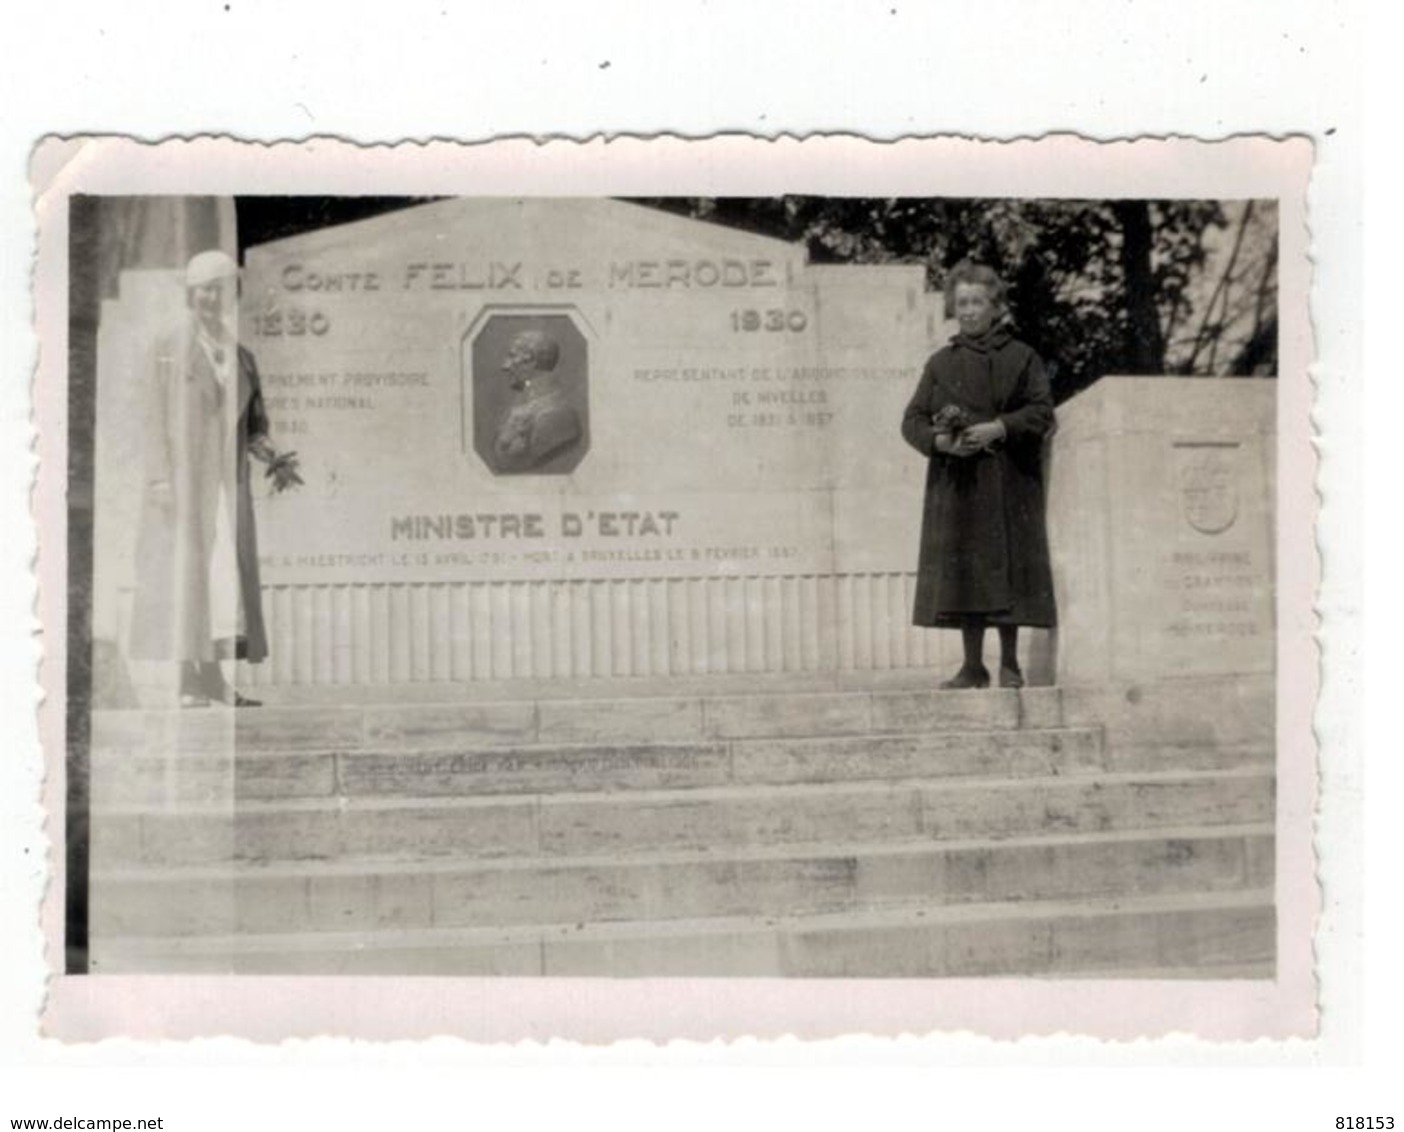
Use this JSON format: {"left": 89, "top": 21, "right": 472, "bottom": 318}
{"left": 629, "top": 197, "right": 1278, "bottom": 403}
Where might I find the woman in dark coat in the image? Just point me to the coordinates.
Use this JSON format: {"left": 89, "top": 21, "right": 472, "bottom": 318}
{"left": 901, "top": 261, "right": 1056, "bottom": 689}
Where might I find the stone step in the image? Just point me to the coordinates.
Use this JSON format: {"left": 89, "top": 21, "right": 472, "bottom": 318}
{"left": 236, "top": 668, "right": 1042, "bottom": 707}
{"left": 90, "top": 725, "right": 1107, "bottom": 807}
{"left": 92, "top": 768, "right": 1275, "bottom": 867}
{"left": 90, "top": 824, "right": 1273, "bottom": 939}
{"left": 89, "top": 685, "right": 1064, "bottom": 757}
{"left": 88, "top": 887, "right": 1276, "bottom": 977}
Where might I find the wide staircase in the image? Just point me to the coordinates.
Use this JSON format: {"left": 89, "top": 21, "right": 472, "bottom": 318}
{"left": 86, "top": 683, "right": 1275, "bottom": 976}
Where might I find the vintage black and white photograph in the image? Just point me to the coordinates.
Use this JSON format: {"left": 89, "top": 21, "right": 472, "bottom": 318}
{"left": 1, "top": 0, "right": 1385, "bottom": 1119}
{"left": 61, "top": 174, "right": 1288, "bottom": 986}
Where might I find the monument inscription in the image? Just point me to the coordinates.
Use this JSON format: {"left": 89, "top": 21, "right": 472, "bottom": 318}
{"left": 242, "top": 200, "right": 947, "bottom": 589}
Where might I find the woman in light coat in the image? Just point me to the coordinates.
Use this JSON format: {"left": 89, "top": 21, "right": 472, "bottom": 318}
{"left": 129, "top": 250, "right": 292, "bottom": 706}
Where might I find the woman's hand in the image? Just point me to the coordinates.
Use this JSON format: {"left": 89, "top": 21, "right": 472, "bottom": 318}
{"left": 933, "top": 433, "right": 961, "bottom": 457}
{"left": 956, "top": 420, "right": 1006, "bottom": 454}
{"left": 248, "top": 435, "right": 278, "bottom": 464}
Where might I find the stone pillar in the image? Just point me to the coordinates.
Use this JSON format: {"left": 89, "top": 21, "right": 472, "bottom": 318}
{"left": 1046, "top": 377, "right": 1276, "bottom": 765}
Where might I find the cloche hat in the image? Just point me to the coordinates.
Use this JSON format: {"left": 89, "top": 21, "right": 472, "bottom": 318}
{"left": 185, "top": 249, "right": 239, "bottom": 288}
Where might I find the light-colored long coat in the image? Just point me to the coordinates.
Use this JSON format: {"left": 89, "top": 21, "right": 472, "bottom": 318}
{"left": 129, "top": 322, "right": 270, "bottom": 663}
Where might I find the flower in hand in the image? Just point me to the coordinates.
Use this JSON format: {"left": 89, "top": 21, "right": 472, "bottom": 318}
{"left": 264, "top": 450, "right": 304, "bottom": 494}
{"left": 933, "top": 404, "right": 979, "bottom": 457}
{"left": 932, "top": 404, "right": 973, "bottom": 434}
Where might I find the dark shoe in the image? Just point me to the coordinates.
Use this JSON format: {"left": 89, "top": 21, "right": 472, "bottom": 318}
{"left": 941, "top": 665, "right": 991, "bottom": 690}
{"left": 998, "top": 664, "right": 1025, "bottom": 689}
{"left": 228, "top": 691, "right": 262, "bottom": 708}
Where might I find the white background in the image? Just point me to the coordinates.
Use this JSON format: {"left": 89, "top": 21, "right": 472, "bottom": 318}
{"left": 0, "top": 0, "right": 1388, "bottom": 1126}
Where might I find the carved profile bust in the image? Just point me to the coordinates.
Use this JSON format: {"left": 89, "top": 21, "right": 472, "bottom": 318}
{"left": 491, "top": 329, "right": 582, "bottom": 472}
{"left": 467, "top": 312, "right": 590, "bottom": 476}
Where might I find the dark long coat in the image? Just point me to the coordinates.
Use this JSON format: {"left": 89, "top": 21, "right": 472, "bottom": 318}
{"left": 901, "top": 326, "right": 1057, "bottom": 628}
{"left": 129, "top": 323, "right": 270, "bottom": 663}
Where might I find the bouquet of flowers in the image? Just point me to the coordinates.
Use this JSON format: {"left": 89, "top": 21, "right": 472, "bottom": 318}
{"left": 932, "top": 403, "right": 973, "bottom": 437}
{"left": 265, "top": 450, "right": 304, "bottom": 494}
{"left": 250, "top": 436, "right": 304, "bottom": 494}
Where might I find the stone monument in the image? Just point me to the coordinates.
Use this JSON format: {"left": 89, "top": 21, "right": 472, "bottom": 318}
{"left": 230, "top": 198, "right": 960, "bottom": 692}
